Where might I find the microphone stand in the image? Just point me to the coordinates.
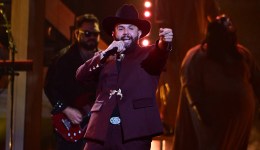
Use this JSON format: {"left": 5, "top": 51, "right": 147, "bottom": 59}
{"left": 0, "top": 7, "right": 18, "bottom": 150}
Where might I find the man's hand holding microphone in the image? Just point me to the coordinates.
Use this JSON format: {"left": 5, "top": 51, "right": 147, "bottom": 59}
{"left": 100, "top": 41, "right": 125, "bottom": 64}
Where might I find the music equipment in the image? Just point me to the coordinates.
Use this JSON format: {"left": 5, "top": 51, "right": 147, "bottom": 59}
{"left": 100, "top": 47, "right": 118, "bottom": 64}
{"left": 51, "top": 112, "right": 90, "bottom": 142}
{"left": 50, "top": 93, "right": 92, "bottom": 142}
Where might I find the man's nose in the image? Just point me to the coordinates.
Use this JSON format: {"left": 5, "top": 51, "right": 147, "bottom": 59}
{"left": 123, "top": 29, "right": 129, "bottom": 34}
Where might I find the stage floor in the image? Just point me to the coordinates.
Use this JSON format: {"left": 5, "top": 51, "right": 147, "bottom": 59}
{"left": 0, "top": 90, "right": 259, "bottom": 149}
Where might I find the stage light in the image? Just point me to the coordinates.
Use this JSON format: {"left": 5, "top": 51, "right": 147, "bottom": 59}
{"left": 144, "top": 1, "right": 152, "bottom": 8}
{"left": 144, "top": 10, "right": 151, "bottom": 18}
{"left": 142, "top": 39, "right": 150, "bottom": 46}
{"left": 142, "top": 0, "right": 152, "bottom": 47}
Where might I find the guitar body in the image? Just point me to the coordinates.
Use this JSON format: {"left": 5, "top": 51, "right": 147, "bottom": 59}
{"left": 52, "top": 113, "right": 86, "bottom": 142}
{"left": 51, "top": 93, "right": 93, "bottom": 142}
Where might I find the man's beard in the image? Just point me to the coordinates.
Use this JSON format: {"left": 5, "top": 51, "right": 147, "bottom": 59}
{"left": 79, "top": 40, "right": 98, "bottom": 51}
{"left": 116, "top": 35, "right": 138, "bottom": 49}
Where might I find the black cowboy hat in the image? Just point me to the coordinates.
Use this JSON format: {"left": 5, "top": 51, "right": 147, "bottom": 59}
{"left": 102, "top": 4, "right": 151, "bottom": 38}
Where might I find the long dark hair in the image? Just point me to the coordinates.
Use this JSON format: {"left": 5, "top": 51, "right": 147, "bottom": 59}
{"left": 201, "top": 14, "right": 242, "bottom": 61}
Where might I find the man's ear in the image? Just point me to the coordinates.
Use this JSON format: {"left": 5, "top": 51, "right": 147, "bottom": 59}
{"left": 112, "top": 31, "right": 115, "bottom": 37}
{"left": 74, "top": 29, "right": 79, "bottom": 38}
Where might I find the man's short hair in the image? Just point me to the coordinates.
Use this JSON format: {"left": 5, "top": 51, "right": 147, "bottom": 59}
{"left": 75, "top": 13, "right": 99, "bottom": 29}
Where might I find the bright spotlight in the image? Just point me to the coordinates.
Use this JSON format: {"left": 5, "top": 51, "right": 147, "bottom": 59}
{"left": 144, "top": 1, "right": 152, "bottom": 8}
{"left": 144, "top": 10, "right": 151, "bottom": 18}
{"left": 142, "top": 39, "right": 150, "bottom": 46}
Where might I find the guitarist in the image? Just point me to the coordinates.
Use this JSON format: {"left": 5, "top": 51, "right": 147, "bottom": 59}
{"left": 44, "top": 14, "right": 101, "bottom": 150}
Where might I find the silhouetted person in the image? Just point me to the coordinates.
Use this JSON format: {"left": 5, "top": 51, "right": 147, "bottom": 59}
{"left": 173, "top": 14, "right": 260, "bottom": 150}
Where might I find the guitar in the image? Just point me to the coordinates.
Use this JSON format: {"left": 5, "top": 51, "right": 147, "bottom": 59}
{"left": 51, "top": 112, "right": 91, "bottom": 142}
{"left": 50, "top": 91, "right": 94, "bottom": 142}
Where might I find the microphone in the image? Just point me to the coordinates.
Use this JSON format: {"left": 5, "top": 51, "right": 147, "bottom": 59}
{"left": 103, "top": 47, "right": 118, "bottom": 57}
{"left": 100, "top": 47, "right": 118, "bottom": 64}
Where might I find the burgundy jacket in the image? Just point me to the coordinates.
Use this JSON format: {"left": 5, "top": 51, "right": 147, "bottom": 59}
{"left": 76, "top": 43, "right": 170, "bottom": 142}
